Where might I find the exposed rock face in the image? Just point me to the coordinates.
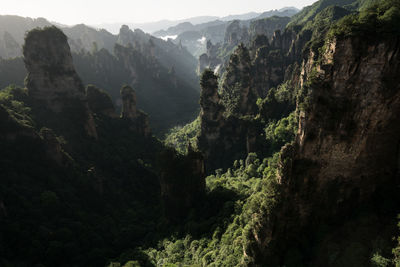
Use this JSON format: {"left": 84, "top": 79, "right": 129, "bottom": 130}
{"left": 120, "top": 85, "right": 151, "bottom": 137}
{"left": 86, "top": 85, "right": 118, "bottom": 118}
{"left": 40, "top": 127, "right": 71, "bottom": 166}
{"left": 221, "top": 44, "right": 259, "bottom": 115}
{"left": 249, "top": 17, "right": 291, "bottom": 40}
{"left": 117, "top": 25, "right": 148, "bottom": 51}
{"left": 199, "top": 70, "right": 224, "bottom": 122}
{"left": 23, "top": 26, "right": 97, "bottom": 138}
{"left": 198, "top": 69, "right": 261, "bottom": 173}
{"left": 252, "top": 41, "right": 285, "bottom": 98}
{"left": 159, "top": 148, "right": 205, "bottom": 221}
{"left": 24, "top": 27, "right": 84, "bottom": 107}
{"left": 295, "top": 36, "right": 400, "bottom": 202}
{"left": 197, "top": 40, "right": 222, "bottom": 74}
{"left": 121, "top": 85, "right": 138, "bottom": 119}
{"left": 224, "top": 20, "right": 249, "bottom": 48}
{"left": 251, "top": 36, "right": 400, "bottom": 266}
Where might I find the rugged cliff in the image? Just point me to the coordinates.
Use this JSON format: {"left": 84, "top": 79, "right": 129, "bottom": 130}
{"left": 24, "top": 26, "right": 98, "bottom": 139}
{"left": 197, "top": 69, "right": 262, "bottom": 173}
{"left": 120, "top": 85, "right": 151, "bottom": 137}
{"left": 250, "top": 35, "right": 400, "bottom": 266}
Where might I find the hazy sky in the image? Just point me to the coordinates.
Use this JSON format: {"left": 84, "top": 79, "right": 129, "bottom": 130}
{"left": 2, "top": 0, "right": 316, "bottom": 25}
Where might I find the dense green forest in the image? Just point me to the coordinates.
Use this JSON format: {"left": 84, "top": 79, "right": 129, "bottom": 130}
{"left": 1, "top": 0, "right": 400, "bottom": 266}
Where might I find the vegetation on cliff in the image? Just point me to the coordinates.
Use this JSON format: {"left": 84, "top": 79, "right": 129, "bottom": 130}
{"left": 1, "top": 0, "right": 400, "bottom": 266}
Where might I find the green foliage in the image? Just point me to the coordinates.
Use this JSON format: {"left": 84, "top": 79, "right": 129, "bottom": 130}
{"left": 329, "top": 0, "right": 400, "bottom": 38}
{"left": 302, "top": 5, "right": 352, "bottom": 57}
{"left": 288, "top": 0, "right": 357, "bottom": 27}
{"left": 142, "top": 152, "right": 282, "bottom": 266}
{"left": 220, "top": 44, "right": 256, "bottom": 116}
{"left": 393, "top": 216, "right": 400, "bottom": 266}
{"left": 371, "top": 253, "right": 391, "bottom": 267}
{"left": 0, "top": 85, "right": 33, "bottom": 128}
{"left": 258, "top": 81, "right": 297, "bottom": 122}
{"left": 265, "top": 112, "right": 298, "bottom": 154}
{"left": 164, "top": 117, "right": 200, "bottom": 154}
{"left": 135, "top": 102, "right": 297, "bottom": 266}
{"left": 0, "top": 84, "right": 163, "bottom": 267}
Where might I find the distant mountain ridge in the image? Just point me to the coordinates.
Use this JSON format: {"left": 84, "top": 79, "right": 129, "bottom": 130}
{"left": 0, "top": 16, "right": 200, "bottom": 133}
{"left": 153, "top": 7, "right": 299, "bottom": 37}
{"left": 94, "top": 7, "right": 299, "bottom": 34}
{"left": 153, "top": 7, "right": 299, "bottom": 58}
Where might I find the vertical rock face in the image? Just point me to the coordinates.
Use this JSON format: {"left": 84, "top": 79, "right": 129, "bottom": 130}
{"left": 23, "top": 26, "right": 97, "bottom": 138}
{"left": 197, "top": 41, "right": 222, "bottom": 74}
{"left": 120, "top": 85, "right": 151, "bottom": 137}
{"left": 199, "top": 70, "right": 224, "bottom": 122}
{"left": 253, "top": 42, "right": 285, "bottom": 98}
{"left": 24, "top": 27, "right": 84, "bottom": 109}
{"left": 249, "top": 17, "right": 291, "bottom": 40}
{"left": 198, "top": 69, "right": 260, "bottom": 173}
{"left": 252, "top": 36, "right": 400, "bottom": 266}
{"left": 121, "top": 85, "right": 138, "bottom": 119}
{"left": 221, "top": 44, "right": 259, "bottom": 116}
{"left": 295, "top": 37, "right": 400, "bottom": 195}
{"left": 40, "top": 127, "right": 70, "bottom": 166}
{"left": 224, "top": 20, "right": 249, "bottom": 48}
{"left": 86, "top": 85, "right": 118, "bottom": 118}
{"left": 293, "top": 37, "right": 400, "bottom": 205}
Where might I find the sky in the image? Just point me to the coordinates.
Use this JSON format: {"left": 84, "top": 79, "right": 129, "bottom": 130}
{"left": 2, "top": 0, "right": 316, "bottom": 25}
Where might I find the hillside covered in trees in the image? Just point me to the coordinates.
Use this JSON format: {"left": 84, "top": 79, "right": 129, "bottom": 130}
{"left": 1, "top": 0, "right": 400, "bottom": 266}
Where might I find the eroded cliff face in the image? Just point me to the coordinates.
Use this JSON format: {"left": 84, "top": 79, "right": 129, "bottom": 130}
{"left": 296, "top": 37, "right": 400, "bottom": 197}
{"left": 86, "top": 85, "right": 118, "bottom": 118}
{"left": 221, "top": 44, "right": 260, "bottom": 116}
{"left": 198, "top": 70, "right": 261, "bottom": 173}
{"left": 120, "top": 85, "right": 151, "bottom": 137}
{"left": 250, "top": 36, "right": 400, "bottom": 266}
{"left": 198, "top": 40, "right": 222, "bottom": 74}
{"left": 23, "top": 26, "right": 97, "bottom": 138}
{"left": 224, "top": 20, "right": 249, "bottom": 48}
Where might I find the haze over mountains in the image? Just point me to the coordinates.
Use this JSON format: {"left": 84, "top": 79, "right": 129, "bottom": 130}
{"left": 95, "top": 7, "right": 299, "bottom": 34}
{"left": 0, "top": 6, "right": 299, "bottom": 132}
{"left": 1, "top": 0, "right": 400, "bottom": 266}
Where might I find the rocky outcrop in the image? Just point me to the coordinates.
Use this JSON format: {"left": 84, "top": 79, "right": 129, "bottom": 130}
{"left": 197, "top": 40, "right": 222, "bottom": 74}
{"left": 221, "top": 44, "right": 259, "bottom": 115}
{"left": 250, "top": 36, "right": 400, "bottom": 266}
{"left": 198, "top": 69, "right": 261, "bottom": 173}
{"left": 224, "top": 20, "right": 249, "bottom": 48}
{"left": 23, "top": 26, "right": 97, "bottom": 138}
{"left": 86, "top": 85, "right": 118, "bottom": 118}
{"left": 252, "top": 41, "right": 286, "bottom": 98}
{"left": 121, "top": 85, "right": 138, "bottom": 119}
{"left": 40, "top": 127, "right": 71, "bottom": 166}
{"left": 249, "top": 16, "right": 291, "bottom": 40}
{"left": 295, "top": 36, "right": 400, "bottom": 200}
{"left": 120, "top": 85, "right": 151, "bottom": 137}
